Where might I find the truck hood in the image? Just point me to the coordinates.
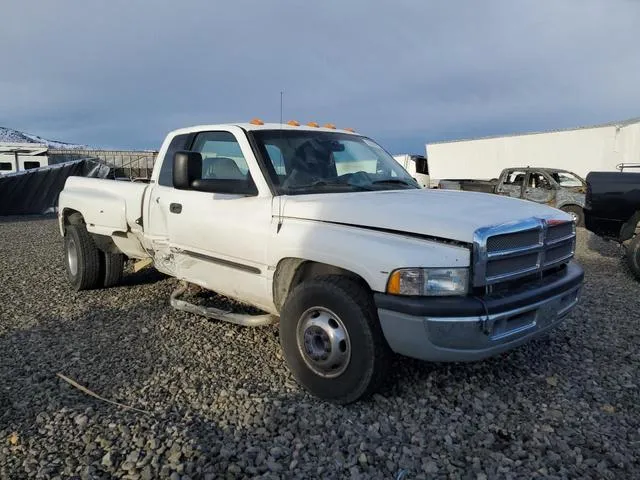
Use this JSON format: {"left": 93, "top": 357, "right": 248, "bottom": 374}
{"left": 282, "top": 189, "right": 570, "bottom": 244}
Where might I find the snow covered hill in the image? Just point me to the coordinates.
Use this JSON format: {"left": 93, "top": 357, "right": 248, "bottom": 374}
{"left": 0, "top": 126, "right": 86, "bottom": 149}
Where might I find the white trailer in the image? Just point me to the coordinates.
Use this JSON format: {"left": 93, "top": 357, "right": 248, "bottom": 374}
{"left": 0, "top": 143, "right": 49, "bottom": 175}
{"left": 426, "top": 117, "right": 640, "bottom": 184}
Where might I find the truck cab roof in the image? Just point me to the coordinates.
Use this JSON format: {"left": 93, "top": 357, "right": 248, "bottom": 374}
{"left": 504, "top": 167, "right": 578, "bottom": 174}
{"left": 167, "top": 122, "right": 359, "bottom": 137}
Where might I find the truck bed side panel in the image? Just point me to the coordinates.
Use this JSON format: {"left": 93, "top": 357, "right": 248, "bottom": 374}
{"left": 58, "top": 177, "right": 149, "bottom": 254}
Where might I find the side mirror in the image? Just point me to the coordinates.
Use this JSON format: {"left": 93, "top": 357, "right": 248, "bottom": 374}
{"left": 173, "top": 151, "right": 202, "bottom": 190}
{"left": 172, "top": 150, "right": 258, "bottom": 195}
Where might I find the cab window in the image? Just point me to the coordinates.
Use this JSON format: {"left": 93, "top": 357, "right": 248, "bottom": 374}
{"left": 413, "top": 156, "right": 429, "bottom": 175}
{"left": 504, "top": 170, "right": 526, "bottom": 185}
{"left": 551, "top": 171, "right": 583, "bottom": 187}
{"left": 24, "top": 161, "right": 41, "bottom": 170}
{"left": 192, "top": 131, "right": 250, "bottom": 181}
{"left": 528, "top": 172, "right": 552, "bottom": 189}
{"left": 158, "top": 134, "right": 189, "bottom": 186}
{"left": 331, "top": 141, "right": 394, "bottom": 176}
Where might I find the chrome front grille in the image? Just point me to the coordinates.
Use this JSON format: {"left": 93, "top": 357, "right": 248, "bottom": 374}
{"left": 486, "top": 229, "right": 541, "bottom": 252}
{"left": 546, "top": 222, "right": 574, "bottom": 243}
{"left": 485, "top": 252, "right": 539, "bottom": 279}
{"left": 545, "top": 241, "right": 574, "bottom": 264}
{"left": 473, "top": 218, "right": 576, "bottom": 286}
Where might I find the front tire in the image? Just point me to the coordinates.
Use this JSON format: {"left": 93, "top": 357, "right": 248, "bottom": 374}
{"left": 64, "top": 224, "right": 101, "bottom": 291}
{"left": 279, "top": 275, "right": 390, "bottom": 404}
{"left": 625, "top": 234, "right": 640, "bottom": 280}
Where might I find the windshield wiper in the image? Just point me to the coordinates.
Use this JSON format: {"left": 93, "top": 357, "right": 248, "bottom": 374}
{"left": 371, "top": 179, "right": 417, "bottom": 187}
{"left": 283, "top": 180, "right": 374, "bottom": 192}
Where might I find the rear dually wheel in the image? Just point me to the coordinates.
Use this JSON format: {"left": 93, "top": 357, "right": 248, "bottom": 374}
{"left": 64, "top": 224, "right": 101, "bottom": 291}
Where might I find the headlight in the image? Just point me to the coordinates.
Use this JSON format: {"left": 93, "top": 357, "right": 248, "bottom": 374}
{"left": 386, "top": 268, "right": 469, "bottom": 296}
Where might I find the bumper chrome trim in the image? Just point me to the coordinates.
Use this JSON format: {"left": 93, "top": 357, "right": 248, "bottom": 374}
{"left": 377, "top": 282, "right": 582, "bottom": 363}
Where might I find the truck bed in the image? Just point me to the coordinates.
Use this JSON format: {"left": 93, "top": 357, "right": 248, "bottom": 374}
{"left": 58, "top": 176, "right": 148, "bottom": 244}
{"left": 438, "top": 179, "right": 498, "bottom": 193}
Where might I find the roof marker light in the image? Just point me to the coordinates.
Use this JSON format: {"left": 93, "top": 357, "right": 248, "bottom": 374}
{"left": 306, "top": 122, "right": 319, "bottom": 128}
{"left": 343, "top": 127, "right": 355, "bottom": 132}
{"left": 287, "top": 120, "right": 300, "bottom": 126}
{"left": 323, "top": 123, "right": 336, "bottom": 129}
{"left": 249, "top": 118, "right": 264, "bottom": 125}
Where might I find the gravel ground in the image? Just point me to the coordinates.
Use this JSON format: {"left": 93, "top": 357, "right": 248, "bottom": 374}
{"left": 0, "top": 215, "right": 639, "bottom": 479}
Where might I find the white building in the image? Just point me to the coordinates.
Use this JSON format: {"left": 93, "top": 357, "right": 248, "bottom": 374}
{"left": 426, "top": 117, "right": 640, "bottom": 185}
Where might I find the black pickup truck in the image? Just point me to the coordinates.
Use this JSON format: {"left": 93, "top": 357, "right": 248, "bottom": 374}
{"left": 584, "top": 171, "right": 640, "bottom": 279}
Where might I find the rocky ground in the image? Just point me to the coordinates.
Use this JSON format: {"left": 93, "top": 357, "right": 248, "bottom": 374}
{"left": 0, "top": 216, "right": 638, "bottom": 479}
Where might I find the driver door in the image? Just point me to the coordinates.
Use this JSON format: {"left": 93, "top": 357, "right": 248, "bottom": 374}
{"left": 165, "top": 129, "right": 274, "bottom": 310}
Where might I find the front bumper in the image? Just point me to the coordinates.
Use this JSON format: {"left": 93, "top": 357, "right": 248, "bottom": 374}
{"left": 375, "top": 261, "right": 584, "bottom": 362}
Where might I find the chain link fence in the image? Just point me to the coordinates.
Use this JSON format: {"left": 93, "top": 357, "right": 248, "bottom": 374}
{"left": 49, "top": 149, "right": 158, "bottom": 181}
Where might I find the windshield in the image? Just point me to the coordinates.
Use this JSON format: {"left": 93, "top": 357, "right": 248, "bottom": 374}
{"left": 251, "top": 130, "right": 420, "bottom": 195}
{"left": 550, "top": 171, "right": 584, "bottom": 187}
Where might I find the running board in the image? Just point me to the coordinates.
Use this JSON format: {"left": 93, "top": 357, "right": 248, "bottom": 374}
{"left": 169, "top": 281, "right": 278, "bottom": 327}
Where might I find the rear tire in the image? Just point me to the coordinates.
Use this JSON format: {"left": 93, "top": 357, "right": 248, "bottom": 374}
{"left": 102, "top": 252, "right": 124, "bottom": 288}
{"left": 279, "top": 275, "right": 391, "bottom": 404}
{"left": 64, "top": 224, "right": 101, "bottom": 291}
{"left": 625, "top": 234, "right": 640, "bottom": 280}
{"left": 561, "top": 205, "right": 584, "bottom": 227}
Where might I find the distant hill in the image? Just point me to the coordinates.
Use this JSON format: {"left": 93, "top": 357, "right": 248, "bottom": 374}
{"left": 0, "top": 126, "right": 86, "bottom": 149}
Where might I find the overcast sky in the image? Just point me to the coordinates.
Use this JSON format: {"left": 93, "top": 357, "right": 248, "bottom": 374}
{"left": 1, "top": 0, "right": 639, "bottom": 153}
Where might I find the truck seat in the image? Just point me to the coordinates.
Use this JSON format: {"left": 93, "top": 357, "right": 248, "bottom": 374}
{"left": 203, "top": 157, "right": 244, "bottom": 180}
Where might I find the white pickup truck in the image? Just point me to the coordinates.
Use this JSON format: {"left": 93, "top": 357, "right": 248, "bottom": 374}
{"left": 58, "top": 120, "right": 584, "bottom": 404}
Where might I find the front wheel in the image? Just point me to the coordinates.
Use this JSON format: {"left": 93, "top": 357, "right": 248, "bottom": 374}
{"left": 279, "top": 275, "right": 391, "bottom": 404}
{"left": 561, "top": 205, "right": 584, "bottom": 227}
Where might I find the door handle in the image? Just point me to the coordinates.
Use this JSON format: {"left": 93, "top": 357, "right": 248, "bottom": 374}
{"left": 169, "top": 203, "right": 182, "bottom": 214}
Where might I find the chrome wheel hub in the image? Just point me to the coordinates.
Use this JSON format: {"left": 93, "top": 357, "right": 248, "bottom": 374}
{"left": 67, "top": 237, "right": 78, "bottom": 276}
{"left": 296, "top": 307, "right": 351, "bottom": 378}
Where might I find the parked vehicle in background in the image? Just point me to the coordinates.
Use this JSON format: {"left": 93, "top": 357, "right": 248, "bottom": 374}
{"left": 0, "top": 143, "right": 49, "bottom": 175}
{"left": 584, "top": 170, "right": 640, "bottom": 279}
{"left": 57, "top": 120, "right": 584, "bottom": 404}
{"left": 439, "top": 167, "right": 586, "bottom": 226}
{"left": 392, "top": 154, "right": 430, "bottom": 188}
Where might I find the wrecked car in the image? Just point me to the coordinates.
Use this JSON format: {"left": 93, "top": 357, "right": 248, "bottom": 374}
{"left": 439, "top": 167, "right": 586, "bottom": 225}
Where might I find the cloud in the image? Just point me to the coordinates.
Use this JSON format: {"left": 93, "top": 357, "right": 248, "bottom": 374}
{"left": 1, "top": 0, "right": 639, "bottom": 153}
